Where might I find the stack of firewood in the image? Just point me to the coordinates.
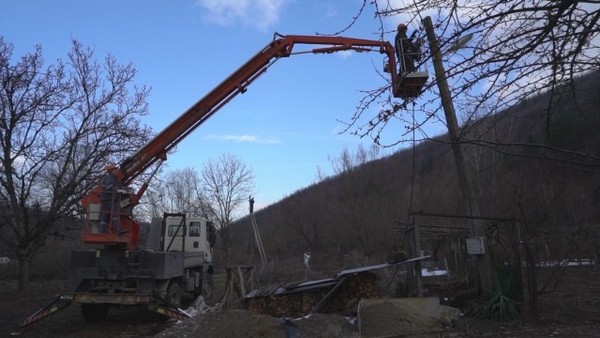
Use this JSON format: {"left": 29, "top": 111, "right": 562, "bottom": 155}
{"left": 246, "top": 272, "right": 381, "bottom": 317}
{"left": 323, "top": 273, "right": 380, "bottom": 314}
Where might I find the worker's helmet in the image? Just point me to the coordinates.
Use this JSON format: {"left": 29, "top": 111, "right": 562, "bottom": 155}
{"left": 106, "top": 163, "right": 118, "bottom": 172}
{"left": 397, "top": 23, "right": 407, "bottom": 31}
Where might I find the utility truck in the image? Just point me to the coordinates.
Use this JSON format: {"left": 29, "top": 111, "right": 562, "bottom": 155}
{"left": 68, "top": 213, "right": 216, "bottom": 321}
{"left": 18, "top": 33, "right": 421, "bottom": 331}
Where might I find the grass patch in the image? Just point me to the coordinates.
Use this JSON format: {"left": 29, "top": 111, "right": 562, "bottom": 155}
{"left": 473, "top": 265, "right": 521, "bottom": 321}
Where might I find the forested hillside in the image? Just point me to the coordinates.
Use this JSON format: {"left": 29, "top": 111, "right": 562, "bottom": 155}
{"left": 226, "top": 71, "right": 600, "bottom": 279}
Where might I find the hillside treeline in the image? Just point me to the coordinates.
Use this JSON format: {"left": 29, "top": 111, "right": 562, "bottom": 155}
{"left": 226, "top": 71, "right": 600, "bottom": 279}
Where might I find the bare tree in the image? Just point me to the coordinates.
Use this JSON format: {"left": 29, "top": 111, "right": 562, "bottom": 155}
{"left": 341, "top": 1, "right": 600, "bottom": 152}
{"left": 0, "top": 37, "right": 151, "bottom": 290}
{"left": 165, "top": 167, "right": 201, "bottom": 213}
{"left": 327, "top": 144, "right": 389, "bottom": 264}
{"left": 201, "top": 154, "right": 254, "bottom": 264}
{"left": 329, "top": 144, "right": 380, "bottom": 175}
{"left": 141, "top": 167, "right": 212, "bottom": 220}
{"left": 138, "top": 183, "right": 168, "bottom": 221}
{"left": 280, "top": 193, "right": 324, "bottom": 252}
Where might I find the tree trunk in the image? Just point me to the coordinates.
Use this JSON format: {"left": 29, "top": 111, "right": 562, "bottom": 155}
{"left": 18, "top": 256, "right": 31, "bottom": 291}
{"left": 221, "top": 228, "right": 231, "bottom": 266}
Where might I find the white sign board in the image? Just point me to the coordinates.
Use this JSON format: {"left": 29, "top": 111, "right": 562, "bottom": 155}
{"left": 466, "top": 236, "right": 486, "bottom": 255}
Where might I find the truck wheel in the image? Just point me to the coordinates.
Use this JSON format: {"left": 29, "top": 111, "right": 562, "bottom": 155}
{"left": 81, "top": 303, "right": 109, "bottom": 322}
{"left": 167, "top": 281, "right": 182, "bottom": 308}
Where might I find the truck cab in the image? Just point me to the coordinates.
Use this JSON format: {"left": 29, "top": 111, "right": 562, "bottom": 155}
{"left": 159, "top": 213, "right": 216, "bottom": 268}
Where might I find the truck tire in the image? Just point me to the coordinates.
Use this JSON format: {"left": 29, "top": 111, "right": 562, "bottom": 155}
{"left": 81, "top": 303, "right": 109, "bottom": 322}
{"left": 167, "top": 280, "right": 182, "bottom": 308}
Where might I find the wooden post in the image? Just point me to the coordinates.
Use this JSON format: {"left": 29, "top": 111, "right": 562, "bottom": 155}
{"left": 414, "top": 218, "right": 423, "bottom": 297}
{"left": 514, "top": 221, "right": 526, "bottom": 317}
{"left": 422, "top": 16, "right": 493, "bottom": 294}
{"left": 221, "top": 266, "right": 255, "bottom": 310}
{"left": 406, "top": 225, "right": 415, "bottom": 293}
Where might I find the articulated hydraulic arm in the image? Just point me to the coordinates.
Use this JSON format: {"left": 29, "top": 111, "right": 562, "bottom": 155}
{"left": 120, "top": 34, "right": 400, "bottom": 185}
{"left": 80, "top": 34, "right": 402, "bottom": 250}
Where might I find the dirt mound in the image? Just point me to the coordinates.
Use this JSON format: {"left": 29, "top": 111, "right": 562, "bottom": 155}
{"left": 153, "top": 310, "right": 359, "bottom": 338}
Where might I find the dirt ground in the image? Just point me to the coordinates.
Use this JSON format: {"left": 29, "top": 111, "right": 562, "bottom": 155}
{"left": 3, "top": 267, "right": 600, "bottom": 337}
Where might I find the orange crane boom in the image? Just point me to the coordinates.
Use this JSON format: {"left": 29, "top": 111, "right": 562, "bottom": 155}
{"left": 80, "top": 33, "right": 401, "bottom": 249}
{"left": 121, "top": 34, "right": 400, "bottom": 184}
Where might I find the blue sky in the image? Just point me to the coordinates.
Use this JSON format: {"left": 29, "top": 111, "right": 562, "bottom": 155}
{"left": 0, "top": 0, "right": 417, "bottom": 210}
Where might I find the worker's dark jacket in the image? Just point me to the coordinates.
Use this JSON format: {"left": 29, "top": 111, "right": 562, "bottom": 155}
{"left": 101, "top": 173, "right": 119, "bottom": 202}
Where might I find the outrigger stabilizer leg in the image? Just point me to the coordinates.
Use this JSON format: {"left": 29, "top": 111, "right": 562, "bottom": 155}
{"left": 13, "top": 294, "right": 72, "bottom": 335}
{"left": 147, "top": 303, "right": 192, "bottom": 321}
{"left": 148, "top": 291, "right": 192, "bottom": 321}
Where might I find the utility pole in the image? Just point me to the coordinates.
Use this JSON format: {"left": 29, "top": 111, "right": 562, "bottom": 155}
{"left": 422, "top": 16, "right": 493, "bottom": 294}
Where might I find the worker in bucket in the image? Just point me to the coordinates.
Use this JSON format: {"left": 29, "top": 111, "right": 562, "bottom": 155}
{"left": 99, "top": 164, "right": 122, "bottom": 233}
{"left": 395, "top": 23, "right": 421, "bottom": 74}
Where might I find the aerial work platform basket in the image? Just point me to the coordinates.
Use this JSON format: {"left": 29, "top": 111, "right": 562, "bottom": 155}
{"left": 385, "top": 61, "right": 428, "bottom": 100}
{"left": 395, "top": 70, "right": 429, "bottom": 100}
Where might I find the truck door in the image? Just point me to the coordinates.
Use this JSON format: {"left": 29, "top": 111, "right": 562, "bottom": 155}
{"left": 186, "top": 221, "right": 203, "bottom": 252}
{"left": 164, "top": 218, "right": 185, "bottom": 251}
{"left": 185, "top": 218, "right": 212, "bottom": 263}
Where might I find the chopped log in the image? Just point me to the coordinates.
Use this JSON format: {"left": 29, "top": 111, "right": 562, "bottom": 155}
{"left": 247, "top": 272, "right": 382, "bottom": 317}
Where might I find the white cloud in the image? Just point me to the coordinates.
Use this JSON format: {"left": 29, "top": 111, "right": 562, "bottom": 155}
{"left": 204, "top": 134, "right": 282, "bottom": 144}
{"left": 196, "top": 0, "right": 285, "bottom": 32}
{"left": 315, "top": 3, "right": 337, "bottom": 19}
{"left": 337, "top": 50, "right": 353, "bottom": 59}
